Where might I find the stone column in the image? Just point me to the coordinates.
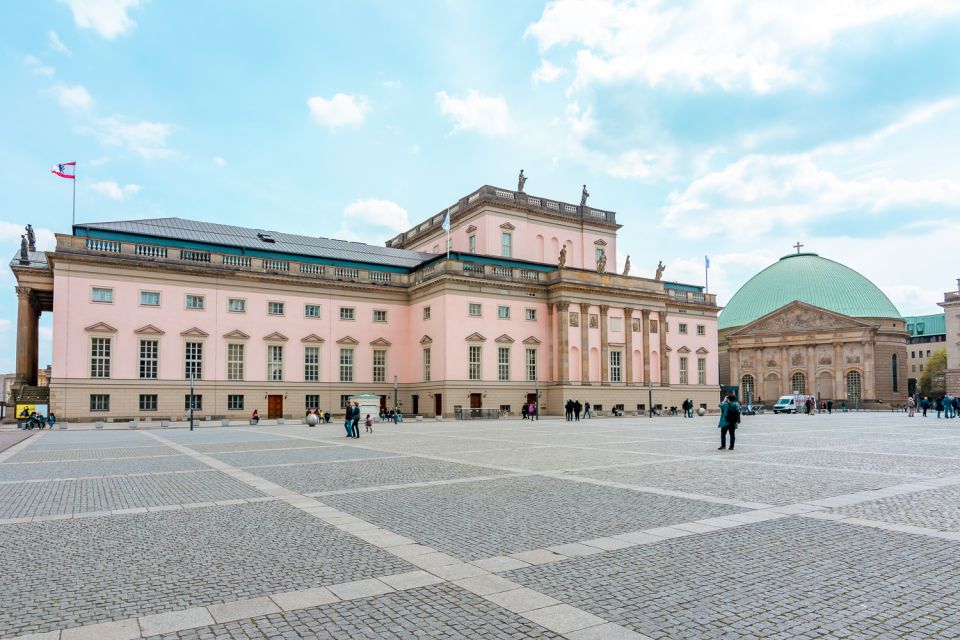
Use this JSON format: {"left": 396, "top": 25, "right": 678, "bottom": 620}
{"left": 780, "top": 347, "right": 789, "bottom": 395}
{"left": 863, "top": 340, "right": 876, "bottom": 400}
{"left": 641, "top": 310, "right": 651, "bottom": 385}
{"left": 624, "top": 308, "right": 634, "bottom": 385}
{"left": 729, "top": 348, "right": 740, "bottom": 391}
{"left": 15, "top": 286, "right": 39, "bottom": 386}
{"left": 599, "top": 305, "right": 610, "bottom": 385}
{"left": 807, "top": 345, "right": 817, "bottom": 399}
{"left": 557, "top": 302, "right": 569, "bottom": 383}
{"left": 547, "top": 303, "right": 555, "bottom": 383}
{"left": 658, "top": 311, "right": 669, "bottom": 386}
{"left": 580, "top": 302, "right": 590, "bottom": 385}
{"left": 834, "top": 342, "right": 844, "bottom": 400}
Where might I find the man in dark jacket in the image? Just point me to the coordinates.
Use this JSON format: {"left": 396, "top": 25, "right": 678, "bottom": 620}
{"left": 565, "top": 399, "right": 574, "bottom": 421}
{"left": 574, "top": 400, "right": 582, "bottom": 421}
{"left": 351, "top": 403, "right": 361, "bottom": 438}
{"left": 718, "top": 395, "right": 740, "bottom": 451}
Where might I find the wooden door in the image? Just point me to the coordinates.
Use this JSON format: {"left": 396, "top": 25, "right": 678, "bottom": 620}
{"left": 267, "top": 395, "right": 283, "bottom": 419}
{"left": 412, "top": 395, "right": 419, "bottom": 415}
{"left": 526, "top": 393, "right": 537, "bottom": 405}
{"left": 434, "top": 394, "right": 442, "bottom": 417}
{"left": 470, "top": 393, "right": 482, "bottom": 409}
{"left": 380, "top": 395, "right": 387, "bottom": 413}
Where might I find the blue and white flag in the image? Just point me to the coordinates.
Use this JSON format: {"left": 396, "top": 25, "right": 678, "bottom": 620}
{"left": 705, "top": 255, "right": 710, "bottom": 269}
{"left": 442, "top": 211, "right": 450, "bottom": 232}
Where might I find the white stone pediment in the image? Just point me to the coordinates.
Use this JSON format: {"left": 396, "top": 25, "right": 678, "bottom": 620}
{"left": 729, "top": 301, "right": 875, "bottom": 337}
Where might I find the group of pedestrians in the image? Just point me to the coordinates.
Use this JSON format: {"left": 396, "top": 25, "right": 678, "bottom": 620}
{"left": 343, "top": 402, "right": 369, "bottom": 438}
{"left": 521, "top": 401, "right": 539, "bottom": 420}
{"left": 564, "top": 399, "right": 591, "bottom": 421}
{"left": 18, "top": 409, "right": 56, "bottom": 430}
{"left": 914, "top": 395, "right": 959, "bottom": 418}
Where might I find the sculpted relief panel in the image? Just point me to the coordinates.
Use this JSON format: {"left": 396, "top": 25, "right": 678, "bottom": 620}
{"left": 751, "top": 306, "right": 853, "bottom": 334}
{"left": 845, "top": 343, "right": 862, "bottom": 365}
{"left": 790, "top": 350, "right": 804, "bottom": 367}
{"left": 817, "top": 345, "right": 833, "bottom": 366}
{"left": 765, "top": 348, "right": 778, "bottom": 368}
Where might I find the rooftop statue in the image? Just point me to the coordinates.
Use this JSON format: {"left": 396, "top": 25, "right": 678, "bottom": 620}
{"left": 655, "top": 260, "right": 665, "bottom": 281}
{"left": 623, "top": 255, "right": 631, "bottom": 276}
{"left": 580, "top": 184, "right": 590, "bottom": 207}
{"left": 20, "top": 235, "right": 29, "bottom": 263}
{"left": 517, "top": 169, "right": 527, "bottom": 192}
{"left": 25, "top": 224, "right": 36, "bottom": 252}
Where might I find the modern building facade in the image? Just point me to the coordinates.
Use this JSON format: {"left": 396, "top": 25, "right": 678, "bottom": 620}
{"left": 11, "top": 184, "right": 720, "bottom": 421}
{"left": 718, "top": 252, "right": 908, "bottom": 406}
{"left": 903, "top": 313, "right": 947, "bottom": 396}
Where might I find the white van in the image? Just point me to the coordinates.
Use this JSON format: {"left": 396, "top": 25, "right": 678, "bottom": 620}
{"left": 773, "top": 395, "right": 814, "bottom": 414}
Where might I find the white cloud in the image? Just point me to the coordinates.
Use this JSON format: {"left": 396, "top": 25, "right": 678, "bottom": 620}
{"left": 213, "top": 156, "right": 226, "bottom": 166}
{"left": 307, "top": 93, "right": 370, "bottom": 127}
{"left": 86, "top": 117, "right": 174, "bottom": 158}
{"left": 382, "top": 80, "right": 402, "bottom": 89}
{"left": 48, "top": 30, "right": 70, "bottom": 54}
{"left": 0, "top": 221, "right": 56, "bottom": 251}
{"left": 47, "top": 83, "right": 94, "bottom": 111}
{"left": 660, "top": 153, "right": 960, "bottom": 238}
{"left": 90, "top": 181, "right": 141, "bottom": 200}
{"left": 436, "top": 90, "right": 513, "bottom": 136}
{"left": 63, "top": 0, "right": 141, "bottom": 39}
{"left": 335, "top": 199, "right": 411, "bottom": 244}
{"left": 23, "top": 55, "right": 55, "bottom": 77}
{"left": 526, "top": 0, "right": 960, "bottom": 93}
{"left": 532, "top": 60, "right": 566, "bottom": 84}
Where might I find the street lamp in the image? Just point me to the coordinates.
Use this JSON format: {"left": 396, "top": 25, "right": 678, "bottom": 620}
{"left": 393, "top": 375, "right": 398, "bottom": 414}
{"left": 188, "top": 370, "right": 195, "bottom": 431}
{"left": 648, "top": 379, "right": 653, "bottom": 418}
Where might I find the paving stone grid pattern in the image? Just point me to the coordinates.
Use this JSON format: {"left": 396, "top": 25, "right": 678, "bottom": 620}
{"left": 3, "top": 412, "right": 960, "bottom": 639}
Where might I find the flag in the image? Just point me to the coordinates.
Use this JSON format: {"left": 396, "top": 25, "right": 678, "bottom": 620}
{"left": 441, "top": 211, "right": 450, "bottom": 232}
{"left": 52, "top": 162, "right": 76, "bottom": 179}
{"left": 705, "top": 255, "right": 710, "bottom": 269}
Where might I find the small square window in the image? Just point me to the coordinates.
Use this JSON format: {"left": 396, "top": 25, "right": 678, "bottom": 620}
{"left": 140, "top": 291, "right": 160, "bottom": 306}
{"left": 305, "top": 304, "right": 321, "bottom": 318}
{"left": 498, "top": 306, "right": 510, "bottom": 319}
{"left": 697, "top": 324, "right": 705, "bottom": 336}
{"left": 91, "top": 287, "right": 113, "bottom": 303}
{"left": 423, "top": 306, "right": 432, "bottom": 320}
{"left": 228, "top": 298, "right": 246, "bottom": 313}
{"left": 184, "top": 394, "right": 203, "bottom": 411}
{"left": 227, "top": 394, "right": 244, "bottom": 410}
{"left": 186, "top": 294, "right": 205, "bottom": 310}
{"left": 268, "top": 301, "right": 285, "bottom": 316}
{"left": 90, "top": 394, "right": 110, "bottom": 412}
{"left": 679, "top": 323, "right": 688, "bottom": 334}
{"left": 339, "top": 307, "right": 355, "bottom": 321}
{"left": 305, "top": 394, "right": 320, "bottom": 410}
{"left": 469, "top": 303, "right": 482, "bottom": 317}
{"left": 139, "top": 394, "right": 158, "bottom": 411}
{"left": 525, "top": 308, "right": 537, "bottom": 321}
{"left": 373, "top": 309, "right": 387, "bottom": 323}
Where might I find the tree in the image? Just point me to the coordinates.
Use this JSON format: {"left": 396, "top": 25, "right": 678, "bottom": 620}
{"left": 920, "top": 348, "right": 948, "bottom": 396}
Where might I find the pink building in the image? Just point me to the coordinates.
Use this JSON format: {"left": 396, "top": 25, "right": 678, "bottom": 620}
{"left": 11, "top": 184, "right": 719, "bottom": 421}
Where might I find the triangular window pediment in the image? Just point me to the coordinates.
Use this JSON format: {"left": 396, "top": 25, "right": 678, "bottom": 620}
{"left": 301, "top": 334, "right": 325, "bottom": 343}
{"left": 465, "top": 225, "right": 477, "bottom": 233}
{"left": 593, "top": 239, "right": 608, "bottom": 246}
{"left": 696, "top": 347, "right": 710, "bottom": 354}
{"left": 222, "top": 330, "right": 250, "bottom": 340}
{"left": 499, "top": 222, "right": 516, "bottom": 230}
{"left": 263, "top": 332, "right": 288, "bottom": 342}
{"left": 134, "top": 324, "right": 165, "bottom": 336}
{"left": 678, "top": 346, "right": 691, "bottom": 354}
{"left": 522, "top": 336, "right": 542, "bottom": 345}
{"left": 337, "top": 336, "right": 359, "bottom": 345}
{"left": 420, "top": 335, "right": 433, "bottom": 344}
{"left": 728, "top": 301, "right": 876, "bottom": 337}
{"left": 180, "top": 327, "right": 209, "bottom": 338}
{"left": 85, "top": 322, "right": 117, "bottom": 333}
{"left": 495, "top": 334, "right": 515, "bottom": 343}
{"left": 370, "top": 337, "right": 392, "bottom": 347}
{"left": 465, "top": 332, "right": 487, "bottom": 342}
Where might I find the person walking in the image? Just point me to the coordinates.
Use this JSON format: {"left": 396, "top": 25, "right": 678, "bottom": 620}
{"left": 947, "top": 395, "right": 957, "bottom": 419}
{"left": 528, "top": 401, "right": 537, "bottom": 421}
{"left": 907, "top": 396, "right": 916, "bottom": 417}
{"left": 574, "top": 400, "right": 582, "bottom": 421}
{"left": 826, "top": 400, "right": 833, "bottom": 414}
{"left": 365, "top": 414, "right": 373, "bottom": 434}
{"left": 565, "top": 399, "right": 574, "bottom": 421}
{"left": 251, "top": 409, "right": 260, "bottom": 425}
{"left": 921, "top": 396, "right": 930, "bottom": 417}
{"left": 351, "top": 403, "right": 361, "bottom": 438}
{"left": 718, "top": 394, "right": 740, "bottom": 451}
{"left": 936, "top": 396, "right": 944, "bottom": 418}
{"left": 521, "top": 403, "right": 529, "bottom": 420}
{"left": 343, "top": 402, "right": 354, "bottom": 436}
{"left": 584, "top": 402, "right": 592, "bottom": 419}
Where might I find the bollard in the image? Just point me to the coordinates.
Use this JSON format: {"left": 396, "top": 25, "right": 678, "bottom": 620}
{"left": 221, "top": 419, "right": 230, "bottom": 427}
{"left": 95, "top": 421, "right": 103, "bottom": 429}
{"left": 161, "top": 420, "right": 169, "bottom": 428}
{"left": 277, "top": 418, "right": 285, "bottom": 425}
{"left": 128, "top": 420, "right": 137, "bottom": 429}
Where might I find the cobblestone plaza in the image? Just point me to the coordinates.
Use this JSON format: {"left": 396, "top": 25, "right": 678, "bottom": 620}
{"left": 3, "top": 413, "right": 960, "bottom": 639}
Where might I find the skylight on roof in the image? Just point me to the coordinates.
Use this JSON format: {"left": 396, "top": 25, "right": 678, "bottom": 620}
{"left": 257, "top": 232, "right": 276, "bottom": 243}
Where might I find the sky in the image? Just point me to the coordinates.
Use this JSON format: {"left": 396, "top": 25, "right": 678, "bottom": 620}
{"left": 2, "top": 0, "right": 959, "bottom": 372}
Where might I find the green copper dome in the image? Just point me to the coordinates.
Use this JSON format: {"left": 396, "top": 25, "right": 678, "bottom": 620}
{"left": 718, "top": 253, "right": 901, "bottom": 331}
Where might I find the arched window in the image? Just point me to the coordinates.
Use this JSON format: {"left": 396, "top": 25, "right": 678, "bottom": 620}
{"left": 741, "top": 374, "right": 755, "bottom": 402}
{"left": 892, "top": 354, "right": 899, "bottom": 392}
{"left": 791, "top": 371, "right": 806, "bottom": 394}
{"left": 847, "top": 371, "right": 862, "bottom": 403}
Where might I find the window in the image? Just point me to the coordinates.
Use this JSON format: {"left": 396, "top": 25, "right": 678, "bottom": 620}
{"left": 526, "top": 348, "right": 538, "bottom": 382}
{"left": 423, "top": 306, "right": 431, "bottom": 320}
{"left": 498, "top": 347, "right": 510, "bottom": 381}
{"left": 267, "top": 345, "right": 283, "bottom": 381}
{"left": 679, "top": 356, "right": 688, "bottom": 384}
{"left": 139, "top": 340, "right": 158, "bottom": 379}
{"left": 500, "top": 404, "right": 511, "bottom": 414}
{"left": 610, "top": 317, "right": 622, "bottom": 332}
{"left": 140, "top": 291, "right": 160, "bottom": 306}
{"left": 569, "top": 312, "right": 580, "bottom": 327}
{"left": 423, "top": 348, "right": 431, "bottom": 382}
{"left": 305, "top": 395, "right": 319, "bottom": 410}
{"left": 911, "top": 351, "right": 916, "bottom": 358}
{"left": 926, "top": 350, "right": 931, "bottom": 357}
{"left": 339, "top": 307, "right": 355, "bottom": 321}
{"left": 610, "top": 351, "right": 622, "bottom": 382}
{"left": 525, "top": 308, "right": 537, "bottom": 321}
{"left": 228, "top": 298, "right": 246, "bottom": 313}
{"left": 373, "top": 349, "right": 387, "bottom": 383}
{"left": 228, "top": 395, "right": 244, "bottom": 410}
{"left": 304, "top": 346, "right": 319, "bottom": 382}
{"left": 697, "top": 357, "right": 706, "bottom": 385}
{"left": 469, "top": 345, "right": 482, "bottom": 380}
{"left": 791, "top": 371, "right": 806, "bottom": 394}
{"left": 305, "top": 304, "right": 321, "bottom": 318}
{"left": 846, "top": 371, "right": 862, "bottom": 402}
{"left": 741, "top": 374, "right": 755, "bottom": 401}
{"left": 185, "top": 342, "right": 203, "bottom": 380}
{"left": 91, "top": 287, "right": 113, "bottom": 303}
{"left": 339, "top": 348, "right": 354, "bottom": 382}
{"left": 227, "top": 343, "right": 244, "bottom": 381}
{"left": 90, "top": 394, "right": 109, "bottom": 412}
{"left": 139, "top": 394, "right": 157, "bottom": 411}
{"left": 186, "top": 294, "right": 205, "bottom": 310}
{"left": 340, "top": 394, "right": 351, "bottom": 409}
{"left": 373, "top": 309, "right": 387, "bottom": 323}
{"left": 892, "top": 354, "right": 899, "bottom": 393}
{"left": 469, "top": 303, "right": 482, "bottom": 317}
{"left": 91, "top": 337, "right": 111, "bottom": 378}
{"left": 912, "top": 364, "right": 916, "bottom": 372}
{"left": 184, "top": 395, "right": 202, "bottom": 411}
{"left": 650, "top": 319, "right": 658, "bottom": 333}
{"left": 498, "top": 305, "right": 510, "bottom": 319}
{"left": 268, "top": 301, "right": 285, "bottom": 316}
{"left": 697, "top": 324, "right": 705, "bottom": 336}
{"left": 501, "top": 232, "right": 512, "bottom": 257}
{"left": 468, "top": 234, "right": 477, "bottom": 252}
{"left": 679, "top": 323, "right": 688, "bottom": 334}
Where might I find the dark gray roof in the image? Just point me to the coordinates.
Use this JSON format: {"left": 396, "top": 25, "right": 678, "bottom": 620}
{"left": 76, "top": 218, "right": 437, "bottom": 269}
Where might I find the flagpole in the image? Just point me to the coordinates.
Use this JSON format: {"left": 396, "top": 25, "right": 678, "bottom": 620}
{"left": 72, "top": 165, "right": 76, "bottom": 228}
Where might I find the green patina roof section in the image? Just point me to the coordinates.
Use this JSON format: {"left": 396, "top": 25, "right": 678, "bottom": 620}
{"left": 719, "top": 253, "right": 902, "bottom": 330}
{"left": 903, "top": 313, "right": 946, "bottom": 337}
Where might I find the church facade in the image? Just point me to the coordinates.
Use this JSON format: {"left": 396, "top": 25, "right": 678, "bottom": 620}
{"left": 10, "top": 184, "right": 720, "bottom": 421}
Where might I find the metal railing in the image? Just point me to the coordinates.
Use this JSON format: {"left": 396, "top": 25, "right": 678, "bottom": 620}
{"left": 454, "top": 407, "right": 501, "bottom": 420}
